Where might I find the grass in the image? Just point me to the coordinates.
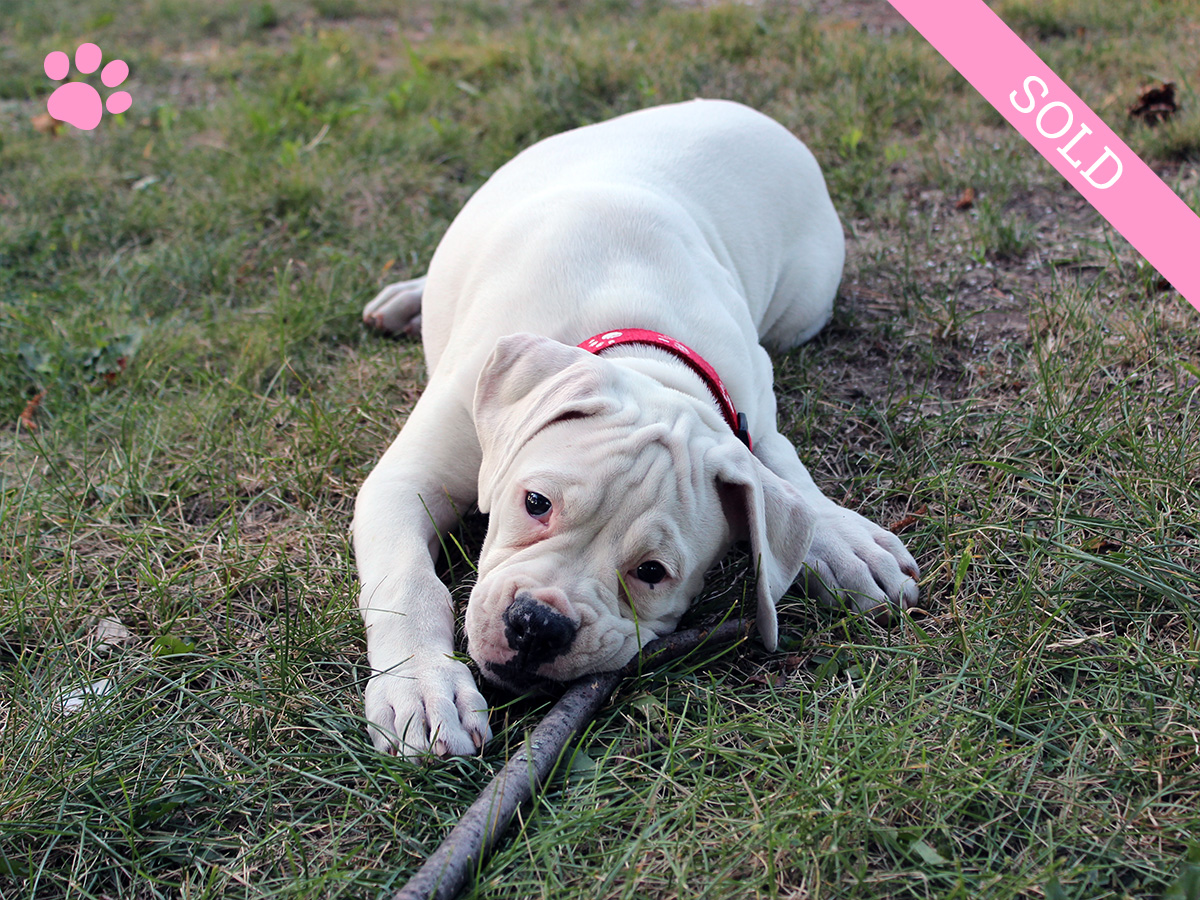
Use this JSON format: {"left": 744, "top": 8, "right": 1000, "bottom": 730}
{"left": 1, "top": 0, "right": 1199, "bottom": 897}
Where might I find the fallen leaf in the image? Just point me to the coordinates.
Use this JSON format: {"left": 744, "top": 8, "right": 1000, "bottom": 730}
{"left": 889, "top": 505, "right": 927, "bottom": 534}
{"left": 1081, "top": 535, "right": 1122, "bottom": 554}
{"left": 90, "top": 616, "right": 133, "bottom": 650}
{"left": 18, "top": 390, "right": 46, "bottom": 431}
{"left": 955, "top": 187, "right": 975, "bottom": 210}
{"left": 58, "top": 678, "right": 116, "bottom": 714}
{"left": 1138, "top": 260, "right": 1172, "bottom": 291}
{"left": 31, "top": 113, "right": 62, "bottom": 136}
{"left": 102, "top": 356, "right": 128, "bottom": 385}
{"left": 1046, "top": 629, "right": 1111, "bottom": 652}
{"left": 153, "top": 634, "right": 197, "bottom": 656}
{"left": 0, "top": 852, "right": 29, "bottom": 879}
{"left": 910, "top": 837, "right": 951, "bottom": 866}
{"left": 748, "top": 671, "right": 787, "bottom": 688}
{"left": 1129, "top": 81, "right": 1177, "bottom": 126}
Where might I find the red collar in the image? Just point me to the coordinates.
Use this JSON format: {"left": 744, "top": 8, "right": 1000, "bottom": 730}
{"left": 578, "top": 329, "right": 751, "bottom": 450}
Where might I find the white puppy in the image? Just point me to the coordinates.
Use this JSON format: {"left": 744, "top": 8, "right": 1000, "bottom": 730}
{"left": 354, "top": 99, "right": 919, "bottom": 757}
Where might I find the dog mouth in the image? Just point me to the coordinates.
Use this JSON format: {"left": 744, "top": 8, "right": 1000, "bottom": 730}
{"left": 473, "top": 590, "right": 583, "bottom": 695}
{"left": 481, "top": 661, "right": 562, "bottom": 696}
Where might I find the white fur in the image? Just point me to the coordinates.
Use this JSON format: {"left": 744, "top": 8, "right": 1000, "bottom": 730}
{"left": 354, "top": 100, "right": 919, "bottom": 757}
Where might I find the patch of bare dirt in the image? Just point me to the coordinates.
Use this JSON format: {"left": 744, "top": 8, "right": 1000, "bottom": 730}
{"left": 802, "top": 0, "right": 910, "bottom": 35}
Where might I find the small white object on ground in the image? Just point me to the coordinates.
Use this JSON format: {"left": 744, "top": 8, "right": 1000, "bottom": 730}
{"left": 58, "top": 678, "right": 116, "bottom": 715}
{"left": 89, "top": 616, "right": 132, "bottom": 650}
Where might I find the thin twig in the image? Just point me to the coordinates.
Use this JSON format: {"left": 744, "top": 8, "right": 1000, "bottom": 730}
{"left": 390, "top": 617, "right": 753, "bottom": 900}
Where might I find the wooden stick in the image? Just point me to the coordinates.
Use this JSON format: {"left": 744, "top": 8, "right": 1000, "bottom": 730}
{"left": 390, "top": 617, "right": 752, "bottom": 900}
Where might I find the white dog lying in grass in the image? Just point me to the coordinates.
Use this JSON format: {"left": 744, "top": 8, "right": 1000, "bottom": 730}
{"left": 354, "top": 99, "right": 920, "bottom": 757}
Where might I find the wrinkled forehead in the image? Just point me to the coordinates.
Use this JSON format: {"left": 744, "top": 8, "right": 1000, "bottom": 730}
{"left": 514, "top": 416, "right": 718, "bottom": 521}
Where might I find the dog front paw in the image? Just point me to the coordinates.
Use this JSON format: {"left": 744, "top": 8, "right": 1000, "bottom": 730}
{"left": 802, "top": 504, "right": 920, "bottom": 618}
{"left": 364, "top": 654, "right": 492, "bottom": 758}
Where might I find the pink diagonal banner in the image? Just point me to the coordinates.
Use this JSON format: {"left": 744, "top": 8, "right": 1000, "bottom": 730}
{"left": 887, "top": 0, "right": 1200, "bottom": 313}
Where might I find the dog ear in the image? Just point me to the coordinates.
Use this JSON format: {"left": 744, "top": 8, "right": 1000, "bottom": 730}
{"left": 473, "top": 333, "right": 617, "bottom": 512}
{"left": 710, "top": 441, "right": 814, "bottom": 651}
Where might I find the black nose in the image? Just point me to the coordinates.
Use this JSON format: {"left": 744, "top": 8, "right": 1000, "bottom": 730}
{"left": 503, "top": 593, "right": 576, "bottom": 668}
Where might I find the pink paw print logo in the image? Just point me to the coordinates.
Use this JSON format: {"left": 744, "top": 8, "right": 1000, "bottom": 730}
{"left": 43, "top": 43, "right": 132, "bottom": 131}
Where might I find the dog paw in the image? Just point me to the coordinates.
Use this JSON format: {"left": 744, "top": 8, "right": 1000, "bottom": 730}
{"left": 364, "top": 653, "right": 492, "bottom": 758}
{"left": 802, "top": 504, "right": 920, "bottom": 619}
{"left": 363, "top": 276, "right": 425, "bottom": 336}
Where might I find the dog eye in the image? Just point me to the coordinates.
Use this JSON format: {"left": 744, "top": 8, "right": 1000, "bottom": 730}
{"left": 634, "top": 561, "right": 668, "bottom": 584}
{"left": 525, "top": 491, "right": 552, "bottom": 518}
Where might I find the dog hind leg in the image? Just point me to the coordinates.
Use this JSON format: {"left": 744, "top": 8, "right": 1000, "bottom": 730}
{"left": 363, "top": 276, "right": 426, "bottom": 336}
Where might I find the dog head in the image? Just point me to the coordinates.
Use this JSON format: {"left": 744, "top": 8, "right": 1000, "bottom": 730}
{"left": 466, "top": 332, "right": 814, "bottom": 693}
